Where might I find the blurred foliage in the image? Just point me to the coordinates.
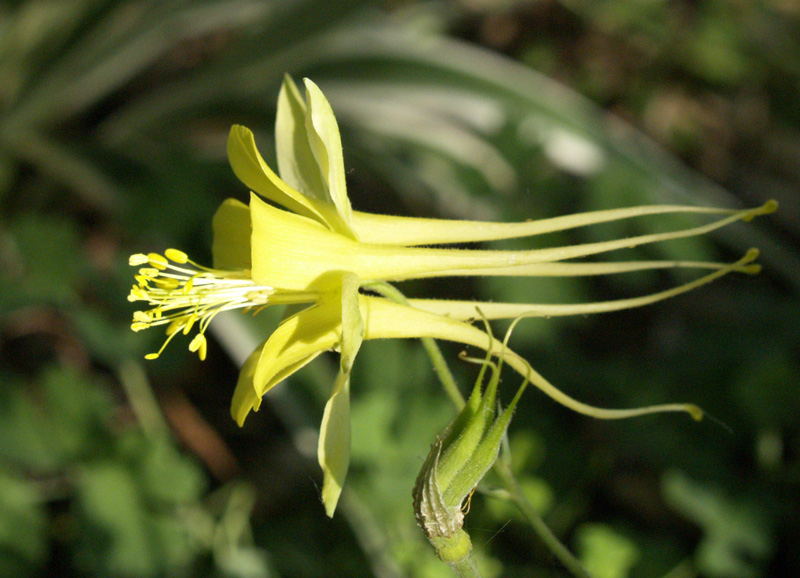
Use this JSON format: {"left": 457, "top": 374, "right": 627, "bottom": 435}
{"left": 1, "top": 0, "right": 798, "bottom": 576}
{"left": 576, "top": 523, "right": 639, "bottom": 578}
{"left": 663, "top": 471, "right": 773, "bottom": 578}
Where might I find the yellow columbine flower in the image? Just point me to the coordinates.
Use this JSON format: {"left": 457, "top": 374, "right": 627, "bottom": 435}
{"left": 128, "top": 75, "right": 775, "bottom": 516}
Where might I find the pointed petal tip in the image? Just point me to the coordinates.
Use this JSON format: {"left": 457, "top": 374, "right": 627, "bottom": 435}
{"left": 322, "top": 491, "right": 341, "bottom": 518}
{"left": 228, "top": 123, "right": 249, "bottom": 139}
{"left": 232, "top": 392, "right": 261, "bottom": 428}
{"left": 233, "top": 403, "right": 255, "bottom": 428}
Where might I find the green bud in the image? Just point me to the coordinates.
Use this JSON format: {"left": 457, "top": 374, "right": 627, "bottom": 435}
{"left": 413, "top": 350, "right": 527, "bottom": 556}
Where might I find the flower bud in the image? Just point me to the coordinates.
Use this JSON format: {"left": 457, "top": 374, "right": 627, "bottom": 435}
{"left": 413, "top": 351, "right": 527, "bottom": 561}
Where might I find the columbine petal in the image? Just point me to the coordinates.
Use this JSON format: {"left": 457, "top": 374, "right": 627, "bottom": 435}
{"left": 212, "top": 198, "right": 252, "bottom": 270}
{"left": 227, "top": 124, "right": 351, "bottom": 236}
{"left": 317, "top": 272, "right": 364, "bottom": 516}
{"left": 230, "top": 295, "right": 341, "bottom": 426}
{"left": 348, "top": 203, "right": 763, "bottom": 247}
{"left": 230, "top": 343, "right": 267, "bottom": 426}
{"left": 214, "top": 187, "right": 775, "bottom": 250}
{"left": 275, "top": 74, "right": 328, "bottom": 205}
{"left": 250, "top": 190, "right": 775, "bottom": 290}
{"left": 303, "top": 78, "right": 353, "bottom": 229}
{"left": 339, "top": 272, "right": 365, "bottom": 373}
{"left": 405, "top": 249, "right": 761, "bottom": 320}
{"left": 231, "top": 293, "right": 704, "bottom": 428}
{"left": 359, "top": 296, "right": 702, "bottom": 421}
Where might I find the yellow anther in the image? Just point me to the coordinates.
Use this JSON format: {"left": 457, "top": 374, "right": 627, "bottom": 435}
{"left": 189, "top": 334, "right": 208, "bottom": 361}
{"left": 155, "top": 278, "right": 180, "bottom": 290}
{"left": 131, "top": 322, "right": 149, "bottom": 332}
{"left": 144, "top": 353, "right": 160, "bottom": 360}
{"left": 133, "top": 311, "right": 151, "bottom": 323}
{"left": 139, "top": 267, "right": 160, "bottom": 278}
{"left": 128, "top": 287, "right": 147, "bottom": 301}
{"left": 165, "top": 248, "right": 188, "bottom": 263}
{"left": 147, "top": 253, "right": 168, "bottom": 270}
{"left": 129, "top": 254, "right": 150, "bottom": 266}
{"left": 189, "top": 333, "right": 204, "bottom": 351}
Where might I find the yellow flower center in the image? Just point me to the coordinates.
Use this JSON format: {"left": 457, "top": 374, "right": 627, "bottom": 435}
{"left": 127, "top": 249, "right": 277, "bottom": 361}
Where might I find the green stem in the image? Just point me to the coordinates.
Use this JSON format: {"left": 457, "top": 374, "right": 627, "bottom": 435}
{"left": 363, "top": 281, "right": 465, "bottom": 408}
{"left": 118, "top": 359, "right": 169, "bottom": 438}
{"left": 420, "top": 331, "right": 465, "bottom": 409}
{"left": 449, "top": 555, "right": 482, "bottom": 578}
{"left": 493, "top": 459, "right": 594, "bottom": 578}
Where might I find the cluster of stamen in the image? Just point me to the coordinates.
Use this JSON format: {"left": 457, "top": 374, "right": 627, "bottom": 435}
{"left": 128, "top": 249, "right": 274, "bottom": 360}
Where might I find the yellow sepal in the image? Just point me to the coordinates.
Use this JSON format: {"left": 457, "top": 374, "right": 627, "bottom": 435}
{"left": 318, "top": 370, "right": 351, "bottom": 517}
{"left": 227, "top": 125, "right": 351, "bottom": 236}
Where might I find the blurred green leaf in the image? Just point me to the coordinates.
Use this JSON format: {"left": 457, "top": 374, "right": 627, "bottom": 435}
{"left": 216, "top": 546, "right": 272, "bottom": 578}
{"left": 663, "top": 471, "right": 773, "bottom": 578}
{"left": 0, "top": 378, "right": 60, "bottom": 471}
{"left": 140, "top": 437, "right": 207, "bottom": 505}
{"left": 44, "top": 366, "right": 113, "bottom": 455}
{"left": 2, "top": 214, "right": 82, "bottom": 307}
{"left": 684, "top": 4, "right": 751, "bottom": 85}
{"left": 507, "top": 429, "right": 547, "bottom": 475}
{"left": 150, "top": 513, "right": 201, "bottom": 573}
{"left": 0, "top": 470, "right": 46, "bottom": 578}
{"left": 0, "top": 367, "right": 110, "bottom": 470}
{"left": 75, "top": 460, "right": 157, "bottom": 577}
{"left": 485, "top": 475, "right": 553, "bottom": 522}
{"left": 68, "top": 304, "right": 140, "bottom": 366}
{"left": 575, "top": 523, "right": 639, "bottom": 578}
{"left": 73, "top": 447, "right": 206, "bottom": 577}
